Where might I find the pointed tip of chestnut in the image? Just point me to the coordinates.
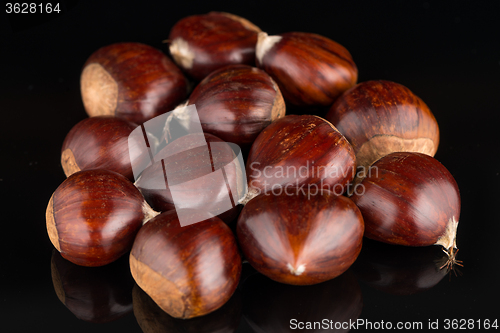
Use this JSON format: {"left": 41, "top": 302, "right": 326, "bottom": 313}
{"left": 439, "top": 246, "right": 463, "bottom": 273}
{"left": 287, "top": 263, "right": 306, "bottom": 276}
{"left": 256, "top": 32, "right": 282, "bottom": 65}
{"left": 435, "top": 216, "right": 459, "bottom": 251}
{"left": 169, "top": 37, "right": 195, "bottom": 71}
{"left": 435, "top": 216, "right": 463, "bottom": 271}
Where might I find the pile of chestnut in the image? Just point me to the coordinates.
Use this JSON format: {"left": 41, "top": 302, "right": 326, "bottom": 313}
{"left": 46, "top": 12, "right": 461, "bottom": 320}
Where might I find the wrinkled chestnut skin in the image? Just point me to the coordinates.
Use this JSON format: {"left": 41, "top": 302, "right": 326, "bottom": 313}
{"left": 351, "top": 152, "right": 460, "bottom": 247}
{"left": 81, "top": 42, "right": 188, "bottom": 124}
{"left": 130, "top": 210, "right": 242, "bottom": 319}
{"left": 237, "top": 191, "right": 364, "bottom": 285}
{"left": 135, "top": 133, "right": 244, "bottom": 223}
{"left": 61, "top": 116, "right": 147, "bottom": 181}
{"left": 246, "top": 115, "right": 356, "bottom": 197}
{"left": 169, "top": 12, "right": 261, "bottom": 81}
{"left": 256, "top": 32, "right": 357, "bottom": 107}
{"left": 50, "top": 251, "right": 134, "bottom": 323}
{"left": 188, "top": 65, "right": 285, "bottom": 151}
{"left": 242, "top": 270, "right": 362, "bottom": 332}
{"left": 46, "top": 169, "right": 150, "bottom": 267}
{"left": 352, "top": 239, "right": 448, "bottom": 295}
{"left": 133, "top": 284, "right": 242, "bottom": 333}
{"left": 325, "top": 80, "right": 440, "bottom": 171}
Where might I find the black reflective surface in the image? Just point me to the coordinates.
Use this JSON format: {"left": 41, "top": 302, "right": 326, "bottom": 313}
{"left": 2, "top": 1, "right": 500, "bottom": 332}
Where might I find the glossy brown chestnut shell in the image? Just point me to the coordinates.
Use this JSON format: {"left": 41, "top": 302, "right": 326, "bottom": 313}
{"left": 350, "top": 152, "right": 460, "bottom": 257}
{"left": 46, "top": 169, "right": 158, "bottom": 267}
{"left": 81, "top": 42, "right": 188, "bottom": 124}
{"left": 244, "top": 115, "right": 356, "bottom": 201}
{"left": 135, "top": 132, "right": 245, "bottom": 223}
{"left": 186, "top": 65, "right": 285, "bottom": 150}
{"left": 256, "top": 31, "right": 358, "bottom": 107}
{"left": 237, "top": 191, "right": 364, "bottom": 285}
{"left": 325, "top": 80, "right": 440, "bottom": 172}
{"left": 130, "top": 210, "right": 242, "bottom": 319}
{"left": 50, "top": 251, "right": 134, "bottom": 323}
{"left": 61, "top": 116, "right": 149, "bottom": 181}
{"left": 169, "top": 12, "right": 261, "bottom": 81}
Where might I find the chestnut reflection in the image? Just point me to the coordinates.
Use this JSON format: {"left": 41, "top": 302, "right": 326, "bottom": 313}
{"left": 133, "top": 284, "right": 242, "bottom": 333}
{"left": 352, "top": 239, "right": 449, "bottom": 295}
{"left": 242, "top": 270, "right": 362, "bottom": 332}
{"left": 50, "top": 250, "right": 134, "bottom": 323}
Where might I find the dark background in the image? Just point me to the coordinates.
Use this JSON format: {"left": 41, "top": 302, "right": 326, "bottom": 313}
{"left": 1, "top": 0, "right": 499, "bottom": 332}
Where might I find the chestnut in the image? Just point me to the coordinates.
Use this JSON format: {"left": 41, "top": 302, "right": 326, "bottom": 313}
{"left": 242, "top": 270, "right": 362, "bottom": 332}
{"left": 256, "top": 32, "right": 358, "bottom": 107}
{"left": 350, "top": 152, "right": 461, "bottom": 266}
{"left": 130, "top": 210, "right": 242, "bottom": 319}
{"left": 135, "top": 132, "right": 246, "bottom": 224}
{"left": 46, "top": 169, "right": 159, "bottom": 267}
{"left": 50, "top": 250, "right": 134, "bottom": 323}
{"left": 81, "top": 42, "right": 188, "bottom": 124}
{"left": 352, "top": 239, "right": 448, "bottom": 295}
{"left": 243, "top": 114, "right": 355, "bottom": 202}
{"left": 61, "top": 116, "right": 152, "bottom": 181}
{"left": 237, "top": 190, "right": 364, "bottom": 285}
{"left": 185, "top": 65, "right": 285, "bottom": 150}
{"left": 133, "top": 284, "right": 242, "bottom": 333}
{"left": 168, "top": 12, "right": 261, "bottom": 81}
{"left": 325, "top": 80, "right": 439, "bottom": 174}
